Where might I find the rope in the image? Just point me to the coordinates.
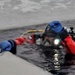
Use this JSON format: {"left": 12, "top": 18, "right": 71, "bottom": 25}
{"left": 20, "top": 29, "right": 44, "bottom": 37}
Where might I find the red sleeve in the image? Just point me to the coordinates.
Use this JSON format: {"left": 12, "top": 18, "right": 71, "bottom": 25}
{"left": 14, "top": 34, "right": 41, "bottom": 45}
{"left": 14, "top": 34, "right": 36, "bottom": 45}
{"left": 15, "top": 37, "right": 26, "bottom": 45}
{"left": 63, "top": 36, "right": 75, "bottom": 55}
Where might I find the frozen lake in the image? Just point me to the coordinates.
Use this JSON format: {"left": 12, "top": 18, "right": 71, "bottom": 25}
{"left": 0, "top": 0, "right": 75, "bottom": 30}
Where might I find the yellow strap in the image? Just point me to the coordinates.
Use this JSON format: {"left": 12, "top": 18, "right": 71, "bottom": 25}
{"left": 20, "top": 30, "right": 44, "bottom": 37}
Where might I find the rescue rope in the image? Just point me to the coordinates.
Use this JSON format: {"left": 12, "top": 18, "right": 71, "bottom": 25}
{"left": 20, "top": 29, "right": 44, "bottom": 37}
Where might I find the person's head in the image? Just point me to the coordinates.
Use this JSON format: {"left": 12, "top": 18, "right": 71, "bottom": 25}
{"left": 41, "top": 25, "right": 61, "bottom": 48}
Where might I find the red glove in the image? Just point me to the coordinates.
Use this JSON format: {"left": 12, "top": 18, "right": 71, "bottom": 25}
{"left": 15, "top": 37, "right": 26, "bottom": 45}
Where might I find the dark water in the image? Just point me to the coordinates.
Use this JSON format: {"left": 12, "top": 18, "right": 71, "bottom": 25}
{"left": 0, "top": 20, "right": 75, "bottom": 75}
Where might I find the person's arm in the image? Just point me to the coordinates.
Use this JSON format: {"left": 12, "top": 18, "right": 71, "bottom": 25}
{"left": 59, "top": 29, "right": 75, "bottom": 55}
{"left": 0, "top": 34, "right": 41, "bottom": 54}
{"left": 49, "top": 21, "right": 75, "bottom": 55}
{"left": 15, "top": 37, "right": 26, "bottom": 45}
{"left": 15, "top": 34, "right": 41, "bottom": 45}
{"left": 0, "top": 37, "right": 26, "bottom": 54}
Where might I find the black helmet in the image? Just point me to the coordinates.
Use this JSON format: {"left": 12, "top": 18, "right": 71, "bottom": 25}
{"left": 44, "top": 25, "right": 57, "bottom": 37}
